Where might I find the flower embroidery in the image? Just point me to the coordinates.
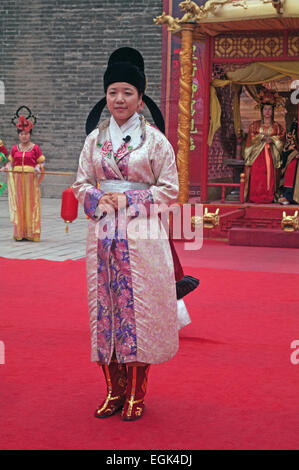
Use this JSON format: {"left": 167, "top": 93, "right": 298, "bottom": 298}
{"left": 98, "top": 139, "right": 113, "bottom": 159}
{"left": 98, "top": 139, "right": 131, "bottom": 164}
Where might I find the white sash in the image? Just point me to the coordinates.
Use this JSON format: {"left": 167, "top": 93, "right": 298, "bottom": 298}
{"left": 99, "top": 179, "right": 150, "bottom": 193}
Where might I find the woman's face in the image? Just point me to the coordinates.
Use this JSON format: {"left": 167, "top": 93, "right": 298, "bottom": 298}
{"left": 18, "top": 131, "right": 31, "bottom": 144}
{"left": 262, "top": 105, "right": 273, "bottom": 120}
{"left": 106, "top": 82, "right": 142, "bottom": 127}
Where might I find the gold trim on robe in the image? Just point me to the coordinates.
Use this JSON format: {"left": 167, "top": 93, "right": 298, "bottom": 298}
{"left": 37, "top": 155, "right": 46, "bottom": 164}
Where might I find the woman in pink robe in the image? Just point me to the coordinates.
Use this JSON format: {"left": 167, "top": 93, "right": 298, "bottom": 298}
{"left": 73, "top": 48, "right": 182, "bottom": 421}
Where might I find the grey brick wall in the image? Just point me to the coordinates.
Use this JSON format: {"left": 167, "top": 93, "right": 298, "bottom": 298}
{"left": 0, "top": 0, "right": 163, "bottom": 196}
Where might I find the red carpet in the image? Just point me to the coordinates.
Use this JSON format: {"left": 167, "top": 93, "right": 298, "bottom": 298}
{"left": 1, "top": 252, "right": 299, "bottom": 450}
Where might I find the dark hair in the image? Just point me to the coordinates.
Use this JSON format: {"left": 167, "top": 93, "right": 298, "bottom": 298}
{"left": 17, "top": 129, "right": 32, "bottom": 135}
{"left": 261, "top": 104, "right": 275, "bottom": 123}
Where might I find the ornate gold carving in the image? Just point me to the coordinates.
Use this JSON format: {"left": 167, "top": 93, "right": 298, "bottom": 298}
{"left": 178, "top": 0, "right": 248, "bottom": 22}
{"left": 154, "top": 0, "right": 249, "bottom": 30}
{"left": 215, "top": 34, "right": 284, "bottom": 58}
{"left": 178, "top": 1, "right": 205, "bottom": 22}
{"left": 202, "top": 0, "right": 248, "bottom": 14}
{"left": 177, "top": 24, "right": 195, "bottom": 203}
{"left": 96, "top": 392, "right": 121, "bottom": 414}
{"left": 155, "top": 0, "right": 287, "bottom": 31}
{"left": 281, "top": 211, "right": 299, "bottom": 232}
{"left": 203, "top": 208, "right": 220, "bottom": 229}
{"left": 191, "top": 215, "right": 203, "bottom": 228}
{"left": 192, "top": 209, "right": 223, "bottom": 230}
{"left": 288, "top": 32, "right": 299, "bottom": 57}
{"left": 153, "top": 12, "right": 181, "bottom": 32}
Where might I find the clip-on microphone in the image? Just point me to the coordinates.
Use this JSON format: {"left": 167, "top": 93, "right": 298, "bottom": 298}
{"left": 123, "top": 135, "right": 131, "bottom": 144}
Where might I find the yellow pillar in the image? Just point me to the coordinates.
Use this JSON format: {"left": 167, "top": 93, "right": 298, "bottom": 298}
{"left": 177, "top": 23, "right": 194, "bottom": 204}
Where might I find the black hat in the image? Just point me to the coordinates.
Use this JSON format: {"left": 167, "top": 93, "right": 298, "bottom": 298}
{"left": 86, "top": 47, "right": 165, "bottom": 135}
{"left": 104, "top": 47, "right": 146, "bottom": 94}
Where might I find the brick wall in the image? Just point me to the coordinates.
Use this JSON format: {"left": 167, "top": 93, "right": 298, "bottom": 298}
{"left": 0, "top": 0, "right": 163, "bottom": 196}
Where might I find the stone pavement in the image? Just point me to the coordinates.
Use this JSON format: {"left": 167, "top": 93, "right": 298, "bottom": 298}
{"left": 0, "top": 197, "right": 87, "bottom": 261}
{"left": 1, "top": 196, "right": 298, "bottom": 271}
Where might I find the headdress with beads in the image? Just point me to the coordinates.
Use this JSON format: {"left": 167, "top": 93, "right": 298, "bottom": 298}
{"left": 255, "top": 89, "right": 284, "bottom": 110}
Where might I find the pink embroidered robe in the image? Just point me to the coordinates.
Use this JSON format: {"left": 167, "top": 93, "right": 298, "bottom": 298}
{"left": 73, "top": 117, "right": 179, "bottom": 364}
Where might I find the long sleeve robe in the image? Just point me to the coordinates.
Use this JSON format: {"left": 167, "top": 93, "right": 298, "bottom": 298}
{"left": 73, "top": 116, "right": 180, "bottom": 364}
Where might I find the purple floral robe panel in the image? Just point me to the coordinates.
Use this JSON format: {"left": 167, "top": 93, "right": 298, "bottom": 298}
{"left": 125, "top": 189, "right": 154, "bottom": 216}
{"left": 84, "top": 187, "right": 104, "bottom": 219}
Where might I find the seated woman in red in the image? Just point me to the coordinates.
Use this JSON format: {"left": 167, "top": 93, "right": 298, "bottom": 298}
{"left": 244, "top": 90, "right": 285, "bottom": 203}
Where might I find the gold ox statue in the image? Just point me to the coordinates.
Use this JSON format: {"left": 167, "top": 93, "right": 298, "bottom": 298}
{"left": 192, "top": 208, "right": 220, "bottom": 229}
{"left": 281, "top": 211, "right": 299, "bottom": 232}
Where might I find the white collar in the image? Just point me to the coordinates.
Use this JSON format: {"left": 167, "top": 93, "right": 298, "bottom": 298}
{"left": 109, "top": 112, "right": 141, "bottom": 154}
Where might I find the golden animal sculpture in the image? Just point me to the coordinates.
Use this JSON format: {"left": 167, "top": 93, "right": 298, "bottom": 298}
{"left": 178, "top": 0, "right": 206, "bottom": 22}
{"left": 192, "top": 209, "right": 221, "bottom": 230}
{"left": 281, "top": 211, "right": 299, "bottom": 232}
{"left": 191, "top": 215, "right": 203, "bottom": 228}
{"left": 177, "top": 0, "right": 249, "bottom": 24}
{"left": 155, "top": 1, "right": 249, "bottom": 31}
{"left": 203, "top": 208, "right": 220, "bottom": 229}
{"left": 203, "top": 0, "right": 248, "bottom": 13}
{"left": 153, "top": 12, "right": 181, "bottom": 31}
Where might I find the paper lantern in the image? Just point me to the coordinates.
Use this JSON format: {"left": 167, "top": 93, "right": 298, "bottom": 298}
{"left": 61, "top": 187, "right": 78, "bottom": 233}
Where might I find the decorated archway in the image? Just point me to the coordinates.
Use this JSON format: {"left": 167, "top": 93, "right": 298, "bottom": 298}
{"left": 155, "top": 0, "right": 299, "bottom": 203}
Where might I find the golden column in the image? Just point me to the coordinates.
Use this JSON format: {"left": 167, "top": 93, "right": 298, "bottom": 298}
{"left": 177, "top": 23, "right": 195, "bottom": 203}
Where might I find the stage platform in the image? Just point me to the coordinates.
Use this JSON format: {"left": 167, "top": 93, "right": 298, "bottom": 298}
{"left": 180, "top": 200, "right": 299, "bottom": 248}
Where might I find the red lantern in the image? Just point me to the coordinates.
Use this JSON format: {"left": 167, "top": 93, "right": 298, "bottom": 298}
{"left": 61, "top": 187, "right": 78, "bottom": 233}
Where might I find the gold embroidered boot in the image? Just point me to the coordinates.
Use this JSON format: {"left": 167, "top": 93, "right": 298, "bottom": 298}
{"left": 121, "top": 365, "right": 150, "bottom": 421}
{"left": 94, "top": 360, "right": 127, "bottom": 418}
